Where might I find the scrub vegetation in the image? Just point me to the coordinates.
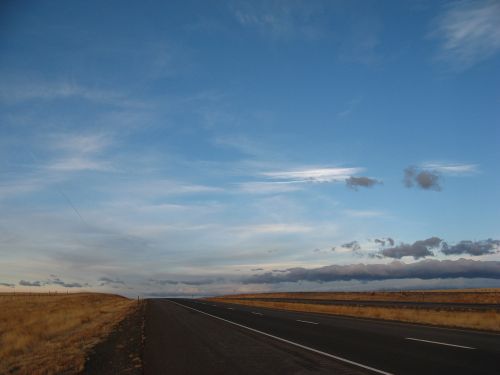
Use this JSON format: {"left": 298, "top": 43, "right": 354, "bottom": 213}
{"left": 224, "top": 289, "right": 500, "bottom": 304}
{"left": 0, "top": 293, "right": 136, "bottom": 375}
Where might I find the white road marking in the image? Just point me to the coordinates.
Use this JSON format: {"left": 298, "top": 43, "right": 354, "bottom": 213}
{"left": 211, "top": 304, "right": 217, "bottom": 307}
{"left": 405, "top": 337, "right": 475, "bottom": 349}
{"left": 297, "top": 319, "right": 319, "bottom": 325}
{"left": 170, "top": 300, "right": 392, "bottom": 375}
{"left": 252, "top": 312, "right": 263, "bottom": 316}
{"left": 227, "top": 307, "right": 234, "bottom": 310}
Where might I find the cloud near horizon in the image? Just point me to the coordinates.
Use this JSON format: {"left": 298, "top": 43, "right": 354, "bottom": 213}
{"left": 244, "top": 259, "right": 500, "bottom": 284}
{"left": 380, "top": 237, "right": 443, "bottom": 259}
{"left": 442, "top": 239, "right": 500, "bottom": 256}
{"left": 19, "top": 276, "right": 84, "bottom": 288}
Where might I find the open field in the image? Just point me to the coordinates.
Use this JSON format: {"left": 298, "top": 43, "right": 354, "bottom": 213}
{"left": 223, "top": 288, "right": 500, "bottom": 304}
{"left": 208, "top": 289, "right": 500, "bottom": 332}
{"left": 0, "top": 293, "right": 136, "bottom": 375}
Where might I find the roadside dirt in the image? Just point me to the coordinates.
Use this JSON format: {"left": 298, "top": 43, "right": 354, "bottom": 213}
{"left": 83, "top": 300, "right": 145, "bottom": 375}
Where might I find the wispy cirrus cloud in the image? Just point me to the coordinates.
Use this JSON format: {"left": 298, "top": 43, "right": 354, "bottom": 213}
{"left": 263, "top": 167, "right": 362, "bottom": 183}
{"left": 420, "top": 162, "right": 478, "bottom": 175}
{"left": 343, "top": 209, "right": 385, "bottom": 218}
{"left": 237, "top": 181, "right": 303, "bottom": 194}
{"left": 0, "top": 80, "right": 142, "bottom": 107}
{"left": 232, "top": 223, "right": 312, "bottom": 235}
{"left": 46, "top": 133, "right": 114, "bottom": 172}
{"left": 231, "top": 0, "right": 325, "bottom": 40}
{"left": 431, "top": 0, "right": 500, "bottom": 69}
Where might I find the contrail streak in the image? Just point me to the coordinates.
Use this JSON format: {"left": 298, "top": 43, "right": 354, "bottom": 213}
{"left": 28, "top": 150, "right": 87, "bottom": 225}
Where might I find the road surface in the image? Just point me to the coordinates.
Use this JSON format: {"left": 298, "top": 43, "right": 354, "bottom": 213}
{"left": 145, "top": 298, "right": 500, "bottom": 375}
{"left": 143, "top": 299, "right": 367, "bottom": 374}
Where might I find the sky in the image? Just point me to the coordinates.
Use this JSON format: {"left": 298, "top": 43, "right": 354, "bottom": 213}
{"left": 1, "top": 0, "right": 499, "bottom": 297}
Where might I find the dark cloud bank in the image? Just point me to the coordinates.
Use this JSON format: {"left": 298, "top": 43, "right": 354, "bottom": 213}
{"left": 19, "top": 276, "right": 84, "bottom": 288}
{"left": 345, "top": 176, "right": 381, "bottom": 190}
{"left": 442, "top": 239, "right": 500, "bottom": 256}
{"left": 378, "top": 238, "right": 499, "bottom": 259}
{"left": 99, "top": 277, "right": 125, "bottom": 286}
{"left": 404, "top": 166, "right": 441, "bottom": 191}
{"left": 245, "top": 259, "right": 500, "bottom": 284}
{"left": 374, "top": 237, "right": 395, "bottom": 247}
{"left": 380, "top": 237, "right": 443, "bottom": 259}
{"left": 149, "top": 277, "right": 224, "bottom": 286}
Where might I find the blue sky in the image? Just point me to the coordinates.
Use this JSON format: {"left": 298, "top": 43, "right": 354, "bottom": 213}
{"left": 1, "top": 0, "right": 499, "bottom": 296}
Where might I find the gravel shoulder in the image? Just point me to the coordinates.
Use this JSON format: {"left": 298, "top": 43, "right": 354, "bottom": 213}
{"left": 83, "top": 300, "right": 145, "bottom": 375}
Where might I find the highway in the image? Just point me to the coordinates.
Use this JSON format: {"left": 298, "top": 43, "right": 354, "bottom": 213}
{"left": 143, "top": 298, "right": 366, "bottom": 374}
{"left": 145, "top": 298, "right": 500, "bottom": 375}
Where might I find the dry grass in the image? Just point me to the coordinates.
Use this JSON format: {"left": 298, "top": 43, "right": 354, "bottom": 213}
{"left": 208, "top": 289, "right": 500, "bottom": 332}
{"left": 0, "top": 293, "right": 136, "bottom": 375}
{"left": 224, "top": 288, "right": 500, "bottom": 304}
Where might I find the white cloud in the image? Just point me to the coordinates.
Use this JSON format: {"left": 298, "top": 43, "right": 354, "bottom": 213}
{"left": 421, "top": 162, "right": 478, "bottom": 175}
{"left": 263, "top": 167, "right": 363, "bottom": 183}
{"left": 343, "top": 209, "right": 385, "bottom": 218}
{"left": 233, "top": 223, "right": 313, "bottom": 235}
{"left": 47, "top": 157, "right": 112, "bottom": 172}
{"left": 119, "top": 179, "right": 225, "bottom": 196}
{"left": 51, "top": 133, "right": 111, "bottom": 154}
{"left": 46, "top": 133, "right": 114, "bottom": 172}
{"left": 238, "top": 181, "right": 303, "bottom": 194}
{"left": 231, "top": 0, "right": 324, "bottom": 40}
{"left": 432, "top": 0, "right": 500, "bottom": 68}
{"left": 0, "top": 80, "right": 140, "bottom": 107}
{"left": 337, "top": 97, "right": 362, "bottom": 118}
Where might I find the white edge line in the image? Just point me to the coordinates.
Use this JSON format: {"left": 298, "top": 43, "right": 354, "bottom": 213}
{"left": 252, "top": 312, "right": 263, "bottom": 315}
{"left": 297, "top": 319, "right": 319, "bottom": 325}
{"left": 405, "top": 337, "right": 475, "bottom": 349}
{"left": 170, "top": 300, "right": 393, "bottom": 375}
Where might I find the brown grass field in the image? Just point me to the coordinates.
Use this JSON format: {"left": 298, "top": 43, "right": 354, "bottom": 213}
{"left": 223, "top": 288, "right": 500, "bottom": 304}
{"left": 0, "top": 292, "right": 136, "bottom": 375}
{"left": 208, "top": 289, "right": 500, "bottom": 332}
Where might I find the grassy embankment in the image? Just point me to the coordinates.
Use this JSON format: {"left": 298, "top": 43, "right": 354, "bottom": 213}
{"left": 0, "top": 293, "right": 136, "bottom": 375}
{"left": 208, "top": 289, "right": 500, "bottom": 332}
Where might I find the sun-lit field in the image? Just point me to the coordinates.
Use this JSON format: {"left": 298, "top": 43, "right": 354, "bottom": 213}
{"left": 0, "top": 293, "right": 136, "bottom": 375}
{"left": 224, "top": 289, "right": 500, "bottom": 304}
{"left": 208, "top": 289, "right": 500, "bottom": 332}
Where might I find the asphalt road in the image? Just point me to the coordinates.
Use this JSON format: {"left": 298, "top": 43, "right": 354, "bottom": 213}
{"left": 157, "top": 298, "right": 500, "bottom": 375}
{"left": 143, "top": 299, "right": 367, "bottom": 374}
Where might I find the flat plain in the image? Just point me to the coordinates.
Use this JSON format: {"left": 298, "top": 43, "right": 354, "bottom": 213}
{"left": 0, "top": 293, "right": 136, "bottom": 375}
